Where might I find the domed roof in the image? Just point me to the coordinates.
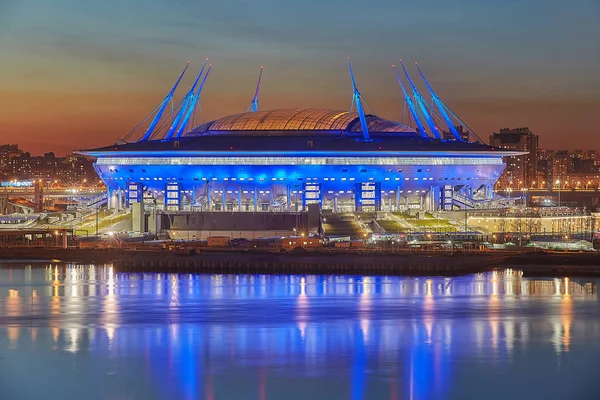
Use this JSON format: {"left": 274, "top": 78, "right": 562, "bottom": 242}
{"left": 188, "top": 108, "right": 415, "bottom": 135}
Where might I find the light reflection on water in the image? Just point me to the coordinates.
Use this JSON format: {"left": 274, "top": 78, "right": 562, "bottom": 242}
{"left": 0, "top": 264, "right": 599, "bottom": 400}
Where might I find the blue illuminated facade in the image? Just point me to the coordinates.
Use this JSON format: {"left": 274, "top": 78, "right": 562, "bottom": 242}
{"left": 78, "top": 61, "right": 524, "bottom": 213}
{"left": 79, "top": 108, "right": 522, "bottom": 213}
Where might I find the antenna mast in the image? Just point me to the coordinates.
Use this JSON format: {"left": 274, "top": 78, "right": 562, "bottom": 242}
{"left": 392, "top": 65, "right": 428, "bottom": 138}
{"left": 347, "top": 58, "right": 371, "bottom": 141}
{"left": 415, "top": 63, "right": 464, "bottom": 142}
{"left": 399, "top": 59, "right": 440, "bottom": 139}
{"left": 247, "top": 66, "right": 263, "bottom": 112}
{"left": 175, "top": 64, "right": 212, "bottom": 138}
{"left": 140, "top": 61, "right": 190, "bottom": 141}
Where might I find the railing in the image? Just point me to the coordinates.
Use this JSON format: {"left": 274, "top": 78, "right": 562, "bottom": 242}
{"left": 81, "top": 193, "right": 108, "bottom": 208}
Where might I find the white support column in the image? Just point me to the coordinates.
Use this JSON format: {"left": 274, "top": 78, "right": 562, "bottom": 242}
{"left": 106, "top": 187, "right": 112, "bottom": 210}
{"left": 237, "top": 185, "right": 242, "bottom": 212}
{"left": 396, "top": 187, "right": 401, "bottom": 212}
{"left": 206, "top": 183, "right": 211, "bottom": 211}
{"left": 269, "top": 186, "right": 273, "bottom": 212}
{"left": 117, "top": 189, "right": 122, "bottom": 211}
{"left": 253, "top": 187, "right": 258, "bottom": 212}
{"left": 221, "top": 189, "right": 226, "bottom": 212}
{"left": 286, "top": 185, "right": 291, "bottom": 212}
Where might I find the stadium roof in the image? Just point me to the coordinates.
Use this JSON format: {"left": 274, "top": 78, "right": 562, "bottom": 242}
{"left": 77, "top": 108, "right": 526, "bottom": 157}
{"left": 189, "top": 108, "right": 415, "bottom": 135}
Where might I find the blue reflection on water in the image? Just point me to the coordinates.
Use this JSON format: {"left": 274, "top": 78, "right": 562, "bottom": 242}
{"left": 0, "top": 265, "right": 599, "bottom": 399}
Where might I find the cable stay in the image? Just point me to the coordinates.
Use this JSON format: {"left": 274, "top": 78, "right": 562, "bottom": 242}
{"left": 122, "top": 102, "right": 163, "bottom": 143}
{"left": 392, "top": 65, "right": 428, "bottom": 138}
{"left": 246, "top": 66, "right": 263, "bottom": 112}
{"left": 414, "top": 63, "right": 466, "bottom": 142}
{"left": 175, "top": 64, "right": 212, "bottom": 138}
{"left": 347, "top": 58, "right": 371, "bottom": 141}
{"left": 165, "top": 60, "right": 209, "bottom": 140}
{"left": 148, "top": 97, "right": 188, "bottom": 141}
{"left": 139, "top": 61, "right": 190, "bottom": 142}
{"left": 399, "top": 60, "right": 441, "bottom": 139}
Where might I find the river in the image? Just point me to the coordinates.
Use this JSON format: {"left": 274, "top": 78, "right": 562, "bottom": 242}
{"left": 1, "top": 263, "right": 599, "bottom": 399}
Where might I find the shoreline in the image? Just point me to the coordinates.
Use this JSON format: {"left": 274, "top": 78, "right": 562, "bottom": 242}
{"left": 0, "top": 247, "right": 599, "bottom": 277}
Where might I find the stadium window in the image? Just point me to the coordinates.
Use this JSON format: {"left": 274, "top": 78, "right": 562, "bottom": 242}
{"left": 398, "top": 169, "right": 403, "bottom": 172}
{"left": 129, "top": 169, "right": 134, "bottom": 173}
{"left": 142, "top": 169, "right": 147, "bottom": 173}
{"left": 342, "top": 169, "right": 348, "bottom": 173}
{"left": 417, "top": 169, "right": 422, "bottom": 173}
{"left": 426, "top": 169, "right": 431, "bottom": 172}
{"left": 194, "top": 178, "right": 199, "bottom": 181}
{"left": 360, "top": 169, "right": 367, "bottom": 173}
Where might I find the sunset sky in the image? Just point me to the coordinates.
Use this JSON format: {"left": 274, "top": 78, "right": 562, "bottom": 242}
{"left": 1, "top": 0, "right": 599, "bottom": 155}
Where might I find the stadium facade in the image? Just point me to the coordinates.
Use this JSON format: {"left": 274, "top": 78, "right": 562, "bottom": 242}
{"left": 77, "top": 59, "right": 523, "bottom": 213}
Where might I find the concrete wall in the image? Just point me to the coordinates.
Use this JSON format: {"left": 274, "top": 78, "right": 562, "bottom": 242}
{"left": 163, "top": 212, "right": 309, "bottom": 232}
{"left": 167, "top": 229, "right": 296, "bottom": 240}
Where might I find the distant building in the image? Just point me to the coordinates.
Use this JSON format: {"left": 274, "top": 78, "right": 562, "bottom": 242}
{"left": 489, "top": 127, "right": 538, "bottom": 188}
{"left": 0, "top": 144, "right": 97, "bottom": 183}
{"left": 552, "top": 150, "right": 570, "bottom": 185}
{"left": 442, "top": 125, "right": 469, "bottom": 142}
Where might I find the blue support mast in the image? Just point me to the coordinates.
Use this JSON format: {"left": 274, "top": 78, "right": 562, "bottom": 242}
{"left": 165, "top": 60, "right": 208, "bottom": 140}
{"left": 175, "top": 64, "right": 212, "bottom": 138}
{"left": 140, "top": 61, "right": 190, "bottom": 142}
{"left": 347, "top": 58, "right": 371, "bottom": 141}
{"left": 415, "top": 63, "right": 463, "bottom": 142}
{"left": 246, "top": 66, "right": 263, "bottom": 112}
{"left": 399, "top": 60, "right": 441, "bottom": 139}
{"left": 392, "top": 65, "right": 428, "bottom": 138}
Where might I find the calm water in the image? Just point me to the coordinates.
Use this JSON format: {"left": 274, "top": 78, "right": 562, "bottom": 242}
{"left": 1, "top": 264, "right": 599, "bottom": 400}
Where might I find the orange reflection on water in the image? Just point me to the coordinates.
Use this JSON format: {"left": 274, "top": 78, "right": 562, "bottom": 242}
{"left": 561, "top": 278, "right": 573, "bottom": 352}
{"left": 6, "top": 289, "right": 21, "bottom": 348}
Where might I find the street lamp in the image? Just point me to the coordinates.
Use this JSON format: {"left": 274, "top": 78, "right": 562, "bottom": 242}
{"left": 555, "top": 179, "right": 561, "bottom": 207}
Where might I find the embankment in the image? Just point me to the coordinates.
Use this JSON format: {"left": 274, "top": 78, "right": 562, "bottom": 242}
{"left": 1, "top": 247, "right": 599, "bottom": 277}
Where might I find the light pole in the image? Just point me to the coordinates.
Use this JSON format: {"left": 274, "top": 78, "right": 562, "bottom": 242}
{"left": 556, "top": 179, "right": 561, "bottom": 207}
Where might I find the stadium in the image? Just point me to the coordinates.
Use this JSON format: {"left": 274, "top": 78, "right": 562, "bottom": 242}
{"left": 78, "top": 59, "right": 522, "bottom": 236}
